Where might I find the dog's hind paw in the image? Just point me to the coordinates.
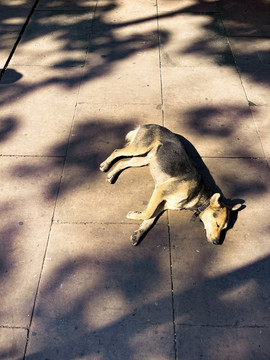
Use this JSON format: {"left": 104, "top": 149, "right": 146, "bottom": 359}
{"left": 99, "top": 161, "right": 108, "bottom": 172}
{"left": 127, "top": 211, "right": 143, "bottom": 220}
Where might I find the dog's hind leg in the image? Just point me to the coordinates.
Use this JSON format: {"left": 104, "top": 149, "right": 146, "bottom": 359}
{"left": 106, "top": 156, "right": 149, "bottom": 183}
{"left": 100, "top": 126, "right": 161, "bottom": 172}
{"left": 100, "top": 144, "right": 152, "bottom": 172}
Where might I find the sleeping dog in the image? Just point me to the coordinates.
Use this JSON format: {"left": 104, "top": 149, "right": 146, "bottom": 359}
{"left": 100, "top": 124, "right": 241, "bottom": 245}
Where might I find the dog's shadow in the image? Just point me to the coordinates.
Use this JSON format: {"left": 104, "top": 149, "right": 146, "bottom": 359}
{"left": 177, "top": 134, "right": 245, "bottom": 244}
{"left": 218, "top": 209, "right": 239, "bottom": 244}
{"left": 176, "top": 134, "right": 220, "bottom": 193}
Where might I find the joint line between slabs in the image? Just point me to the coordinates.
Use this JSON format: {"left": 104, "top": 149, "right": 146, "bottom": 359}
{"left": 23, "top": 196, "right": 62, "bottom": 359}
{"left": 167, "top": 219, "right": 178, "bottom": 360}
{"left": 199, "top": 156, "right": 266, "bottom": 160}
{"left": 0, "top": 155, "right": 65, "bottom": 158}
{"left": 156, "top": 0, "right": 165, "bottom": 126}
{"left": 0, "top": 325, "right": 28, "bottom": 330}
{"left": 23, "top": 158, "right": 66, "bottom": 359}
{"left": 52, "top": 221, "right": 166, "bottom": 225}
{"left": 178, "top": 323, "right": 269, "bottom": 329}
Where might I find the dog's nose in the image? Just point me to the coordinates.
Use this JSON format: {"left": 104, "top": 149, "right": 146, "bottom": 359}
{"left": 212, "top": 239, "right": 220, "bottom": 245}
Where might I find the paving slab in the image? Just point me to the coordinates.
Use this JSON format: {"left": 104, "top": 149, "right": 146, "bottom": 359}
{"left": 169, "top": 157, "right": 270, "bottom": 358}
{"left": 163, "top": 104, "right": 264, "bottom": 158}
{"left": 162, "top": 65, "right": 248, "bottom": 108}
{"left": 158, "top": 0, "right": 219, "bottom": 14}
{"left": 0, "top": 9, "right": 28, "bottom": 34}
{"left": 176, "top": 326, "right": 270, "bottom": 360}
{"left": 85, "top": 29, "right": 160, "bottom": 78}
{"left": 229, "top": 37, "right": 270, "bottom": 106}
{"left": 95, "top": 0, "right": 157, "bottom": 24}
{"left": 92, "top": 1, "right": 160, "bottom": 54}
{"left": 0, "top": 3, "right": 34, "bottom": 69}
{"left": 25, "top": 223, "right": 174, "bottom": 360}
{"left": 221, "top": 0, "right": 270, "bottom": 37}
{"left": 78, "top": 0, "right": 162, "bottom": 105}
{"left": 0, "top": 65, "right": 81, "bottom": 156}
{"left": 0, "top": 33, "right": 18, "bottom": 69}
{"left": 169, "top": 158, "right": 270, "bottom": 327}
{"left": 37, "top": 0, "right": 97, "bottom": 11}
{"left": 0, "top": 156, "right": 63, "bottom": 327}
{"left": 170, "top": 214, "right": 270, "bottom": 327}
{"left": 9, "top": 9, "right": 94, "bottom": 67}
{"left": 52, "top": 104, "right": 164, "bottom": 225}
{"left": 55, "top": 163, "right": 167, "bottom": 226}
{"left": 159, "top": 13, "right": 234, "bottom": 68}
{"left": 251, "top": 106, "right": 270, "bottom": 165}
{"left": 0, "top": 0, "right": 36, "bottom": 8}
{"left": 80, "top": 48, "right": 161, "bottom": 104}
{"left": 0, "top": 6, "right": 31, "bottom": 34}
{"left": 0, "top": 328, "right": 27, "bottom": 360}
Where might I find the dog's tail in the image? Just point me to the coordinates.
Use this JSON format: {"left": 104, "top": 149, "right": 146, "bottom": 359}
{"left": 125, "top": 126, "right": 140, "bottom": 145}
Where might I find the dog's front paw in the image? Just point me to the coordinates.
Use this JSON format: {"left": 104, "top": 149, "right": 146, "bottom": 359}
{"left": 130, "top": 230, "right": 143, "bottom": 246}
{"left": 106, "top": 173, "right": 114, "bottom": 184}
{"left": 127, "top": 211, "right": 143, "bottom": 220}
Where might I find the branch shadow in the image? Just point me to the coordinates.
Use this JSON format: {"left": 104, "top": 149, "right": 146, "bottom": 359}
{"left": 0, "top": 0, "right": 170, "bottom": 106}
{"left": 0, "top": 116, "right": 19, "bottom": 143}
{"left": 21, "top": 248, "right": 270, "bottom": 359}
{"left": 9, "top": 119, "right": 135, "bottom": 201}
{"left": 0, "top": 0, "right": 269, "bottom": 106}
{"left": 0, "top": 1, "right": 269, "bottom": 359}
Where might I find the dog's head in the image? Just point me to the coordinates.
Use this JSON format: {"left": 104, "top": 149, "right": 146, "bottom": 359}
{"left": 199, "top": 193, "right": 241, "bottom": 244}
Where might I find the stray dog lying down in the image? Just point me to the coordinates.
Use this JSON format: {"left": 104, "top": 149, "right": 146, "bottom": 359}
{"left": 100, "top": 124, "right": 241, "bottom": 245}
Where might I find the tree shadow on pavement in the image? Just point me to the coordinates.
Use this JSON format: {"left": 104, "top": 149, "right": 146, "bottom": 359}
{"left": 9, "top": 119, "right": 135, "bottom": 201}
{"left": 0, "top": 116, "right": 19, "bottom": 142}
{"left": 1, "top": 0, "right": 269, "bottom": 105}
{"left": 0, "top": 1, "right": 269, "bottom": 359}
{"left": 0, "top": 0, "right": 169, "bottom": 106}
{"left": 22, "top": 245, "right": 269, "bottom": 359}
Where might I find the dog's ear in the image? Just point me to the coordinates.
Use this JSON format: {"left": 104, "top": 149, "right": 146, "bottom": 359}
{"left": 210, "top": 193, "right": 221, "bottom": 209}
{"left": 223, "top": 199, "right": 245, "bottom": 211}
{"left": 230, "top": 203, "right": 242, "bottom": 211}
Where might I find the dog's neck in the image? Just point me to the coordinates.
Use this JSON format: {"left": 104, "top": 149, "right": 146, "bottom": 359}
{"left": 198, "top": 185, "right": 213, "bottom": 206}
{"left": 190, "top": 184, "right": 214, "bottom": 222}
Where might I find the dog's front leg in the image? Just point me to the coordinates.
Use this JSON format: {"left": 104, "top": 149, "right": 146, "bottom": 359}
{"left": 130, "top": 204, "right": 165, "bottom": 246}
{"left": 127, "top": 185, "right": 164, "bottom": 220}
{"left": 130, "top": 218, "right": 157, "bottom": 246}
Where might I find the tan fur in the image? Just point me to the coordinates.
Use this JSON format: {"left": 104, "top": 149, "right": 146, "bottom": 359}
{"left": 100, "top": 125, "right": 241, "bottom": 245}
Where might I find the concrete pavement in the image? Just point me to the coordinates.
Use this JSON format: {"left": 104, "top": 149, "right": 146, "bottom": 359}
{"left": 0, "top": 0, "right": 269, "bottom": 359}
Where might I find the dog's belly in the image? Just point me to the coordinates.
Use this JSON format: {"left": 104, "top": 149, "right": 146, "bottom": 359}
{"left": 165, "top": 194, "right": 200, "bottom": 211}
{"left": 164, "top": 178, "right": 201, "bottom": 211}
{"left": 165, "top": 198, "right": 183, "bottom": 211}
{"left": 149, "top": 161, "right": 171, "bottom": 184}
